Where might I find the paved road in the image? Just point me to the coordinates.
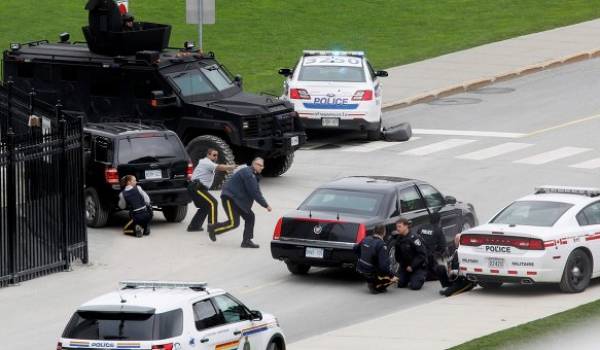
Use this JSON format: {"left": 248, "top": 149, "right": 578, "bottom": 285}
{"left": 2, "top": 58, "right": 600, "bottom": 348}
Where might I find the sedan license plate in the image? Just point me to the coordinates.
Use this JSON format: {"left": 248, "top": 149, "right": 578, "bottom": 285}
{"left": 144, "top": 169, "right": 162, "bottom": 180}
{"left": 488, "top": 257, "right": 504, "bottom": 268}
{"left": 321, "top": 118, "right": 339, "bottom": 127}
{"left": 290, "top": 136, "right": 299, "bottom": 147}
{"left": 305, "top": 247, "right": 324, "bottom": 259}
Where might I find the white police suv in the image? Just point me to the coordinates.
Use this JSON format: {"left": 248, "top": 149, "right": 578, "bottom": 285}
{"left": 279, "top": 50, "right": 388, "bottom": 140}
{"left": 57, "top": 281, "right": 286, "bottom": 350}
{"left": 458, "top": 186, "right": 600, "bottom": 293}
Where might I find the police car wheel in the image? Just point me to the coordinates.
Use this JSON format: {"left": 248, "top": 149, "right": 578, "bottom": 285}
{"left": 560, "top": 249, "right": 592, "bottom": 293}
{"left": 84, "top": 187, "right": 109, "bottom": 228}
{"left": 478, "top": 281, "right": 503, "bottom": 289}
{"left": 186, "top": 135, "right": 235, "bottom": 190}
{"left": 162, "top": 205, "right": 188, "bottom": 222}
{"left": 286, "top": 262, "right": 310, "bottom": 275}
{"left": 267, "top": 340, "right": 283, "bottom": 350}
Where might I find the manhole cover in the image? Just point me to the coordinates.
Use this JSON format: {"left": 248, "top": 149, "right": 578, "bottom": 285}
{"left": 428, "top": 97, "right": 482, "bottom": 106}
{"left": 471, "top": 87, "right": 515, "bottom": 94}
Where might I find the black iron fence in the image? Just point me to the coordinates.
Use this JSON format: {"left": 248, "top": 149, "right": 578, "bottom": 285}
{"left": 0, "top": 81, "right": 88, "bottom": 286}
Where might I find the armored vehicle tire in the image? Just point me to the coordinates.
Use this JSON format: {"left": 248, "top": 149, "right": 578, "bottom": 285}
{"left": 286, "top": 261, "right": 310, "bottom": 275}
{"left": 263, "top": 153, "right": 295, "bottom": 177}
{"left": 186, "top": 135, "right": 235, "bottom": 190}
{"left": 560, "top": 249, "right": 592, "bottom": 293}
{"left": 85, "top": 187, "right": 109, "bottom": 228}
{"left": 162, "top": 205, "right": 188, "bottom": 223}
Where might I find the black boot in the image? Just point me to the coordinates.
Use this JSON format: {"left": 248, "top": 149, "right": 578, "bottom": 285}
{"left": 241, "top": 240, "right": 259, "bottom": 248}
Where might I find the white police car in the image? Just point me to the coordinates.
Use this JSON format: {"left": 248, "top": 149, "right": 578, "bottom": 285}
{"left": 279, "top": 50, "right": 388, "bottom": 140}
{"left": 458, "top": 186, "right": 600, "bottom": 293}
{"left": 57, "top": 281, "right": 286, "bottom": 350}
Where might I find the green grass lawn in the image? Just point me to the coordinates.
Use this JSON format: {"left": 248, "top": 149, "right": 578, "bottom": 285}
{"left": 1, "top": 1, "right": 600, "bottom": 94}
{"left": 451, "top": 298, "right": 600, "bottom": 350}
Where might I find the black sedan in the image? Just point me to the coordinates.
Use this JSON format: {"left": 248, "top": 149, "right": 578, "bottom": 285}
{"left": 270, "top": 176, "right": 478, "bottom": 275}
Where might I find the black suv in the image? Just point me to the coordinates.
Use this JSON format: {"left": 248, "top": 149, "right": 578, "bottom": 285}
{"left": 3, "top": 5, "right": 306, "bottom": 188}
{"left": 83, "top": 122, "right": 191, "bottom": 227}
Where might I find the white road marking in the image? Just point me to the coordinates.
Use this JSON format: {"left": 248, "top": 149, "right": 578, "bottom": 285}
{"left": 457, "top": 142, "right": 533, "bottom": 160}
{"left": 514, "top": 147, "right": 591, "bottom": 165}
{"left": 401, "top": 139, "right": 476, "bottom": 156}
{"left": 412, "top": 128, "right": 525, "bottom": 138}
{"left": 341, "top": 137, "right": 421, "bottom": 153}
{"left": 570, "top": 158, "right": 600, "bottom": 169}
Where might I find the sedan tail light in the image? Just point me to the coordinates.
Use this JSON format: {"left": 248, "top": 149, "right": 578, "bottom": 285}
{"left": 273, "top": 217, "right": 283, "bottom": 240}
{"left": 460, "top": 234, "right": 544, "bottom": 250}
{"left": 290, "top": 88, "right": 311, "bottom": 100}
{"left": 152, "top": 344, "right": 174, "bottom": 350}
{"left": 104, "top": 167, "right": 119, "bottom": 185}
{"left": 352, "top": 90, "right": 373, "bottom": 101}
{"left": 355, "top": 224, "right": 366, "bottom": 243}
{"left": 187, "top": 161, "right": 194, "bottom": 180}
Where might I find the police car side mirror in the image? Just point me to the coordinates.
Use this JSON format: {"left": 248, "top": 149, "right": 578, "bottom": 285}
{"left": 278, "top": 68, "right": 292, "bottom": 77}
{"left": 249, "top": 310, "right": 263, "bottom": 321}
{"left": 234, "top": 75, "right": 243, "bottom": 88}
{"left": 444, "top": 196, "right": 457, "bottom": 205}
{"left": 375, "top": 70, "right": 388, "bottom": 77}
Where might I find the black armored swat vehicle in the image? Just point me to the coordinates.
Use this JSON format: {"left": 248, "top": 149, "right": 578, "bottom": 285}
{"left": 3, "top": 0, "right": 306, "bottom": 188}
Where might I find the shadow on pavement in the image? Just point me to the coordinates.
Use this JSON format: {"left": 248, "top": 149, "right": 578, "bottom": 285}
{"left": 469, "top": 278, "right": 600, "bottom": 297}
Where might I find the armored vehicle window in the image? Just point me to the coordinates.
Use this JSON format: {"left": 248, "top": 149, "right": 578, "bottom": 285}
{"left": 168, "top": 70, "right": 215, "bottom": 98}
{"left": 202, "top": 65, "right": 235, "bottom": 91}
{"left": 193, "top": 299, "right": 225, "bottom": 330}
{"left": 118, "top": 135, "right": 185, "bottom": 164}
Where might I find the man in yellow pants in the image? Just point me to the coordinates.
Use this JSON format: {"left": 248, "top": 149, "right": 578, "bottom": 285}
{"left": 187, "top": 148, "right": 236, "bottom": 233}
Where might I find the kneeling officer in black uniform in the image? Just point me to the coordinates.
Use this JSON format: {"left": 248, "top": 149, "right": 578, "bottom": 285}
{"left": 419, "top": 212, "right": 451, "bottom": 288}
{"left": 118, "top": 175, "right": 152, "bottom": 237}
{"left": 355, "top": 225, "right": 398, "bottom": 294}
{"left": 394, "top": 217, "right": 428, "bottom": 290}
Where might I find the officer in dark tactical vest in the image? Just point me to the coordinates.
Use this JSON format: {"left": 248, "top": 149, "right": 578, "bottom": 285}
{"left": 118, "top": 175, "right": 152, "bottom": 237}
{"left": 393, "top": 217, "right": 428, "bottom": 290}
{"left": 418, "top": 212, "right": 451, "bottom": 287}
{"left": 355, "top": 225, "right": 398, "bottom": 294}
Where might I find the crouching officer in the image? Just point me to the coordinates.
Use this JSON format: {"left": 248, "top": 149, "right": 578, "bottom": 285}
{"left": 394, "top": 217, "right": 428, "bottom": 290}
{"left": 419, "top": 212, "right": 451, "bottom": 288}
{"left": 118, "top": 175, "right": 152, "bottom": 238}
{"left": 355, "top": 225, "right": 398, "bottom": 294}
{"left": 440, "top": 234, "right": 476, "bottom": 297}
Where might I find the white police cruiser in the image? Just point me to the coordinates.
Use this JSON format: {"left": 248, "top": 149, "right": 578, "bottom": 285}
{"left": 57, "top": 281, "right": 286, "bottom": 350}
{"left": 458, "top": 186, "right": 600, "bottom": 293}
{"left": 279, "top": 50, "right": 388, "bottom": 140}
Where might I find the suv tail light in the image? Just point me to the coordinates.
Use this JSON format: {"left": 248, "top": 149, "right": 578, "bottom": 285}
{"left": 187, "top": 162, "right": 194, "bottom": 180}
{"left": 104, "top": 167, "right": 119, "bottom": 185}
{"left": 152, "top": 344, "right": 174, "bottom": 350}
{"left": 352, "top": 90, "right": 373, "bottom": 101}
{"left": 273, "top": 217, "right": 283, "bottom": 240}
{"left": 56, "top": 342, "right": 62, "bottom": 350}
{"left": 355, "top": 224, "right": 366, "bottom": 243}
{"left": 290, "top": 88, "right": 311, "bottom": 100}
{"left": 460, "top": 234, "right": 544, "bottom": 250}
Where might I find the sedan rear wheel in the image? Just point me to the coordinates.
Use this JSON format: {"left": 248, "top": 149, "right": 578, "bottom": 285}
{"left": 286, "top": 262, "right": 311, "bottom": 275}
{"left": 559, "top": 249, "right": 592, "bottom": 293}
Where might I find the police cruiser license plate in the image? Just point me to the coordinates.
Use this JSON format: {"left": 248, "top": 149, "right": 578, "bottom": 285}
{"left": 321, "top": 118, "right": 339, "bottom": 127}
{"left": 488, "top": 257, "right": 504, "bottom": 268}
{"left": 305, "top": 247, "right": 324, "bottom": 259}
{"left": 290, "top": 136, "right": 299, "bottom": 146}
{"left": 145, "top": 169, "right": 162, "bottom": 180}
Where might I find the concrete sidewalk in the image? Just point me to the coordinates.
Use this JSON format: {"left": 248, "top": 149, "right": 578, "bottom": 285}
{"left": 291, "top": 19, "right": 600, "bottom": 350}
{"left": 381, "top": 19, "right": 600, "bottom": 110}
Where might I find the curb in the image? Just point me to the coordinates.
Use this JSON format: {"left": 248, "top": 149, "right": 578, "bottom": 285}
{"left": 382, "top": 49, "right": 599, "bottom": 112}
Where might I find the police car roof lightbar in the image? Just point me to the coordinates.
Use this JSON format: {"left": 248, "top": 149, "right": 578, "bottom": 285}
{"left": 303, "top": 50, "right": 364, "bottom": 57}
{"left": 534, "top": 185, "right": 600, "bottom": 197}
{"left": 120, "top": 280, "right": 208, "bottom": 290}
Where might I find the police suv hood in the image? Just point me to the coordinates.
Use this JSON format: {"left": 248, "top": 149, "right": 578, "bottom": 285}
{"left": 195, "top": 92, "right": 293, "bottom": 116}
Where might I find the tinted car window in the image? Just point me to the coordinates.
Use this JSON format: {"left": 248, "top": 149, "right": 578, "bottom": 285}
{"left": 418, "top": 184, "right": 444, "bottom": 208}
{"left": 62, "top": 309, "right": 183, "bottom": 340}
{"left": 491, "top": 201, "right": 573, "bottom": 227}
{"left": 298, "top": 66, "right": 365, "bottom": 82}
{"left": 213, "top": 294, "right": 248, "bottom": 324}
{"left": 94, "top": 137, "right": 112, "bottom": 163}
{"left": 399, "top": 187, "right": 425, "bottom": 212}
{"left": 118, "top": 135, "right": 185, "bottom": 164}
{"left": 193, "top": 299, "right": 225, "bottom": 331}
{"left": 299, "top": 189, "right": 384, "bottom": 216}
{"left": 577, "top": 202, "right": 600, "bottom": 226}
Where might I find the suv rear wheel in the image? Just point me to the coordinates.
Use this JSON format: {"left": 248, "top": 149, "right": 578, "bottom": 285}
{"left": 186, "top": 135, "right": 235, "bottom": 189}
{"left": 162, "top": 205, "right": 188, "bottom": 222}
{"left": 85, "top": 187, "right": 109, "bottom": 228}
{"left": 263, "top": 153, "right": 295, "bottom": 177}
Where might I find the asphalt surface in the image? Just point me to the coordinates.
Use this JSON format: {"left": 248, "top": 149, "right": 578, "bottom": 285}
{"left": 2, "top": 58, "right": 600, "bottom": 348}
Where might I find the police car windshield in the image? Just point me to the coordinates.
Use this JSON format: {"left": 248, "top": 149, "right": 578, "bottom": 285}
{"left": 299, "top": 65, "right": 366, "bottom": 82}
{"left": 299, "top": 189, "right": 383, "bottom": 215}
{"left": 62, "top": 309, "right": 183, "bottom": 340}
{"left": 490, "top": 200, "right": 573, "bottom": 227}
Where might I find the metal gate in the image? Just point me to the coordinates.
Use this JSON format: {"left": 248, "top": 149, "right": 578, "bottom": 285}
{"left": 0, "top": 81, "right": 88, "bottom": 286}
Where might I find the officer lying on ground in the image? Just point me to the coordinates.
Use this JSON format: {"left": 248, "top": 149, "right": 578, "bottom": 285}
{"left": 355, "top": 225, "right": 398, "bottom": 294}
{"left": 439, "top": 233, "right": 476, "bottom": 297}
{"left": 418, "top": 212, "right": 451, "bottom": 288}
{"left": 393, "top": 218, "right": 428, "bottom": 290}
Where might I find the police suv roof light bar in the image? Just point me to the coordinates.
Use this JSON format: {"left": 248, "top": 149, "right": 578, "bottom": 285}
{"left": 534, "top": 185, "right": 600, "bottom": 197}
{"left": 302, "top": 50, "right": 364, "bottom": 57}
{"left": 120, "top": 280, "right": 208, "bottom": 290}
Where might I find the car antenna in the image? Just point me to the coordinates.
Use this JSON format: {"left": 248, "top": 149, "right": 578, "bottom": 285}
{"left": 336, "top": 212, "right": 340, "bottom": 221}
{"left": 309, "top": 210, "right": 312, "bottom": 218}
